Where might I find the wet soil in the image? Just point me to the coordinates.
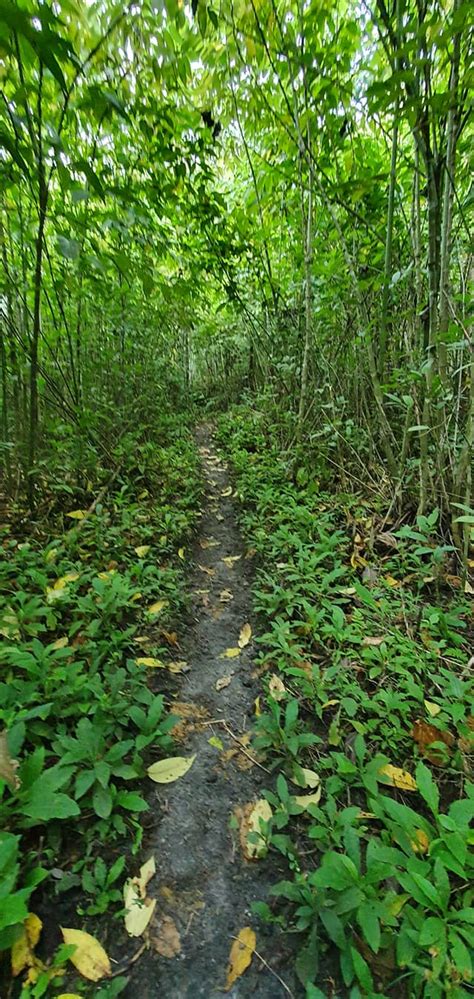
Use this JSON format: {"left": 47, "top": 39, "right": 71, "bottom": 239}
{"left": 126, "top": 426, "right": 300, "bottom": 999}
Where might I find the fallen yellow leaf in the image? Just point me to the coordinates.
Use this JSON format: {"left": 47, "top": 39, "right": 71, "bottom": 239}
{"left": 245, "top": 799, "right": 272, "bottom": 859}
{"left": 66, "top": 510, "right": 87, "bottom": 520}
{"left": 222, "top": 555, "right": 241, "bottom": 568}
{"left": 124, "top": 880, "right": 156, "bottom": 937}
{"left": 424, "top": 700, "right": 441, "bottom": 718}
{"left": 221, "top": 486, "right": 233, "bottom": 498}
{"left": 388, "top": 894, "right": 409, "bottom": 917}
{"left": 220, "top": 647, "right": 240, "bottom": 659}
{"left": 135, "top": 657, "right": 164, "bottom": 669}
{"left": 147, "top": 755, "right": 196, "bottom": 783}
{"left": 0, "top": 731, "right": 20, "bottom": 789}
{"left": 378, "top": 764, "right": 417, "bottom": 792}
{"left": 11, "top": 913, "right": 42, "bottom": 977}
{"left": 135, "top": 545, "right": 150, "bottom": 557}
{"left": 61, "top": 928, "right": 111, "bottom": 982}
{"left": 216, "top": 675, "right": 232, "bottom": 690}
{"left": 268, "top": 675, "right": 286, "bottom": 701}
{"left": 219, "top": 589, "right": 234, "bottom": 602}
{"left": 224, "top": 927, "right": 256, "bottom": 990}
{"left": 410, "top": 828, "right": 430, "bottom": 854}
{"left": 50, "top": 636, "right": 69, "bottom": 650}
{"left": 385, "top": 575, "right": 401, "bottom": 588}
{"left": 198, "top": 565, "right": 215, "bottom": 576}
{"left": 167, "top": 660, "right": 188, "bottom": 674}
{"left": 292, "top": 767, "right": 320, "bottom": 789}
{"left": 55, "top": 572, "right": 80, "bottom": 589}
{"left": 238, "top": 623, "right": 252, "bottom": 648}
{"left": 147, "top": 599, "right": 169, "bottom": 615}
{"left": 362, "top": 636, "right": 386, "bottom": 647}
{"left": 293, "top": 789, "right": 322, "bottom": 809}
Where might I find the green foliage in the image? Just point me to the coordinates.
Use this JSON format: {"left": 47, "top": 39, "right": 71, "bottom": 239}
{"left": 0, "top": 419, "right": 202, "bottom": 966}
{"left": 218, "top": 403, "right": 474, "bottom": 998}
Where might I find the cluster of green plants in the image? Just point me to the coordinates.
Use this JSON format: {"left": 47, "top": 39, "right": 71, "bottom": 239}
{"left": 216, "top": 403, "right": 474, "bottom": 999}
{"left": 0, "top": 418, "right": 202, "bottom": 993}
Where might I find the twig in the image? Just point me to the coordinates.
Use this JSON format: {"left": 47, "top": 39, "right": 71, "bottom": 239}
{"left": 220, "top": 720, "right": 271, "bottom": 774}
{"left": 184, "top": 909, "right": 197, "bottom": 937}
{"left": 254, "top": 946, "right": 295, "bottom": 997}
{"left": 110, "top": 939, "right": 147, "bottom": 977}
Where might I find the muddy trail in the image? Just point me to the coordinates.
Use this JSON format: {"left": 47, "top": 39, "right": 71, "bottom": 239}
{"left": 127, "top": 426, "right": 300, "bottom": 998}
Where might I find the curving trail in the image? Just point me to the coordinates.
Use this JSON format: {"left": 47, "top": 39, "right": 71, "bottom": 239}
{"left": 126, "top": 426, "right": 298, "bottom": 999}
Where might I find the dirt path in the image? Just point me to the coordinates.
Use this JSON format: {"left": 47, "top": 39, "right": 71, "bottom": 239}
{"left": 127, "top": 426, "right": 299, "bottom": 998}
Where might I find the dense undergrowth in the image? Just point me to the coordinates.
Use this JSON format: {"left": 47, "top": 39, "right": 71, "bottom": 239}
{"left": 0, "top": 415, "right": 202, "bottom": 996}
{"left": 216, "top": 403, "right": 474, "bottom": 999}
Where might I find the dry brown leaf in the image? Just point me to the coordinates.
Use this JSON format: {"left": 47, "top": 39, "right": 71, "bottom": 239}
{"left": 216, "top": 675, "right": 232, "bottom": 690}
{"left": 378, "top": 764, "right": 417, "bottom": 791}
{"left": 172, "top": 702, "right": 209, "bottom": 721}
{"left": 238, "top": 623, "right": 252, "bottom": 649}
{"left": 224, "top": 927, "right": 256, "bottom": 990}
{"left": 151, "top": 916, "right": 181, "bottom": 958}
{"left": 199, "top": 538, "right": 220, "bottom": 549}
{"left": 411, "top": 719, "right": 454, "bottom": 765}
{"left": 61, "top": 928, "right": 111, "bottom": 981}
{"left": 162, "top": 630, "right": 179, "bottom": 646}
{"left": 362, "top": 636, "right": 386, "bottom": 647}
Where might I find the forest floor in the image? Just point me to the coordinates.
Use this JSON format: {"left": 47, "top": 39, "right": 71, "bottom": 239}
{"left": 127, "top": 425, "right": 300, "bottom": 998}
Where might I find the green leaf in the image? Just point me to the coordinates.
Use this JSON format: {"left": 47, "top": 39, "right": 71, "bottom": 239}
{"left": 57, "top": 235, "right": 80, "bottom": 259}
{"left": 350, "top": 946, "right": 373, "bottom": 992}
{"left": 93, "top": 784, "right": 113, "bottom": 819}
{"left": 416, "top": 761, "right": 439, "bottom": 815}
{"left": 452, "top": 909, "right": 474, "bottom": 925}
{"left": 320, "top": 908, "right": 346, "bottom": 949}
{"left": 0, "top": 127, "right": 29, "bottom": 175}
{"left": 115, "top": 791, "right": 148, "bottom": 812}
{"left": 22, "top": 792, "right": 80, "bottom": 822}
{"left": 357, "top": 902, "right": 380, "bottom": 952}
